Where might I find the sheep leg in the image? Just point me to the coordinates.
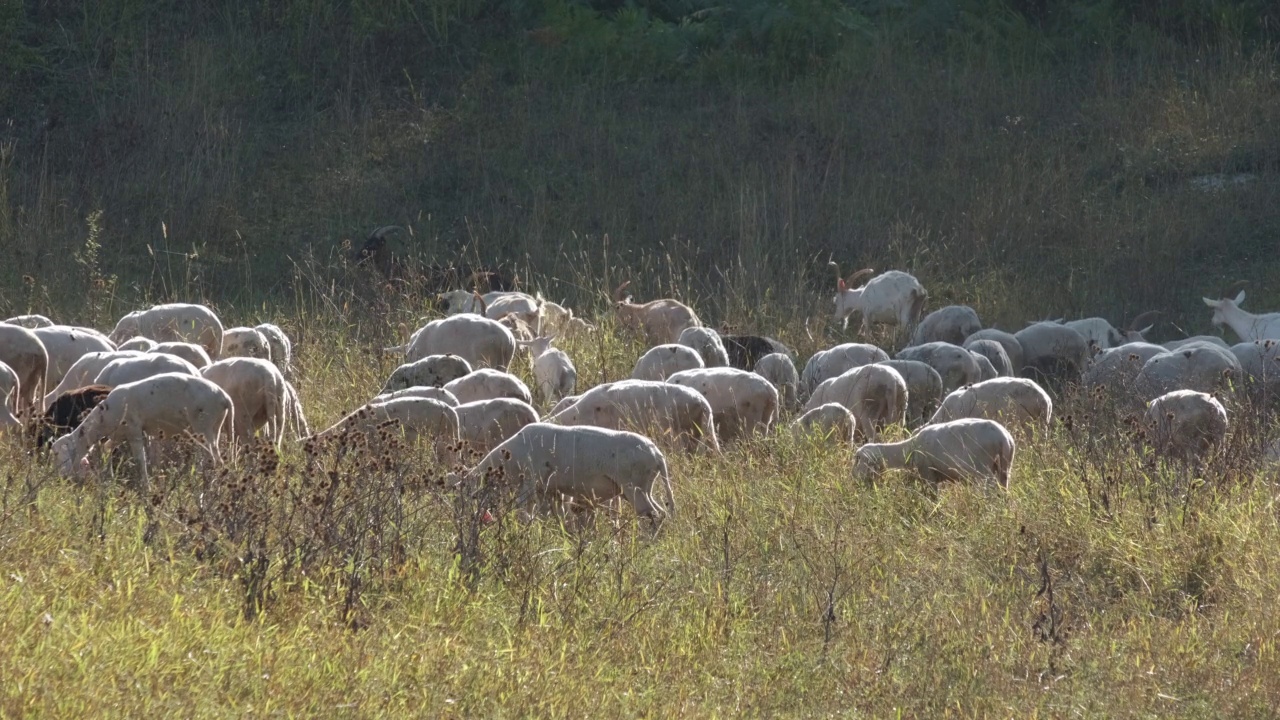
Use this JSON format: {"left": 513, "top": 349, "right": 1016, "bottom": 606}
{"left": 128, "top": 435, "right": 150, "bottom": 498}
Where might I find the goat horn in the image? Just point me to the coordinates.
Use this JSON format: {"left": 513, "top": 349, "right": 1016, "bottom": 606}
{"left": 828, "top": 260, "right": 841, "bottom": 285}
{"left": 613, "top": 280, "right": 632, "bottom": 302}
{"left": 845, "top": 267, "right": 875, "bottom": 285}
{"left": 368, "top": 225, "right": 404, "bottom": 240}
{"left": 1221, "top": 279, "right": 1248, "bottom": 299}
{"left": 1128, "top": 310, "right": 1161, "bottom": 330}
{"left": 472, "top": 291, "right": 488, "bottom": 316}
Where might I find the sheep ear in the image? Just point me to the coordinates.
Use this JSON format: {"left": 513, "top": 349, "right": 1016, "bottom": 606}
{"left": 1235, "top": 290, "right": 1246, "bottom": 304}
{"left": 1202, "top": 297, "right": 1217, "bottom": 307}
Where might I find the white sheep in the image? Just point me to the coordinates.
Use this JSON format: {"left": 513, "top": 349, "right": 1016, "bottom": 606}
{"left": 830, "top": 264, "right": 928, "bottom": 334}
{"left": 116, "top": 336, "right": 158, "bottom": 352}
{"left": 94, "top": 353, "right": 200, "bottom": 388}
{"left": 0, "top": 361, "right": 19, "bottom": 433}
{"left": 1014, "top": 322, "right": 1089, "bottom": 387}
{"left": 972, "top": 353, "right": 999, "bottom": 381}
{"left": 1231, "top": 339, "right": 1280, "bottom": 406}
{"left": 853, "top": 418, "right": 1015, "bottom": 491}
{"left": 792, "top": 402, "right": 856, "bottom": 445}
{"left": 678, "top": 326, "right": 730, "bottom": 367}
{"left": 964, "top": 338, "right": 1013, "bottom": 377}
{"left": 632, "top": 343, "right": 705, "bottom": 381}
{"left": 389, "top": 314, "right": 516, "bottom": 370}
{"left": 499, "top": 314, "right": 537, "bottom": 343}
{"left": 911, "top": 305, "right": 982, "bottom": 346}
{"left": 612, "top": 281, "right": 701, "bottom": 345}
{"left": 255, "top": 323, "right": 294, "bottom": 376}
{"left": 149, "top": 341, "right": 212, "bottom": 369}
{"left": 443, "top": 368, "right": 533, "bottom": 405}
{"left": 484, "top": 293, "right": 541, "bottom": 327}
{"left": 0, "top": 324, "right": 49, "bottom": 413}
{"left": 964, "top": 329, "right": 1025, "bottom": 376}
{"left": 42, "top": 350, "right": 145, "bottom": 408}
{"left": 550, "top": 394, "right": 581, "bottom": 416}
{"left": 894, "top": 342, "right": 981, "bottom": 393}
{"left": 438, "top": 290, "right": 531, "bottom": 316}
{"left": 1144, "top": 390, "right": 1228, "bottom": 463}
{"left": 800, "top": 343, "right": 890, "bottom": 398}
{"left": 666, "top": 367, "right": 780, "bottom": 441}
{"left": 454, "top": 398, "right": 541, "bottom": 455}
{"left": 1202, "top": 288, "right": 1280, "bottom": 342}
{"left": 372, "top": 386, "right": 460, "bottom": 406}
{"left": 382, "top": 354, "right": 473, "bottom": 393}
{"left": 281, "top": 380, "right": 310, "bottom": 440}
{"left": 550, "top": 379, "right": 720, "bottom": 454}
{"left": 31, "top": 325, "right": 116, "bottom": 389}
{"left": 875, "top": 359, "right": 943, "bottom": 428}
{"left": 109, "top": 303, "right": 224, "bottom": 358}
{"left": 1080, "top": 342, "right": 1166, "bottom": 396}
{"left": 200, "top": 357, "right": 289, "bottom": 446}
{"left": 805, "top": 364, "right": 907, "bottom": 441}
{"left": 308, "top": 398, "right": 460, "bottom": 464}
{"left": 1134, "top": 343, "right": 1241, "bottom": 401}
{"left": 927, "top": 377, "right": 1052, "bottom": 435}
{"left": 51, "top": 373, "right": 233, "bottom": 493}
{"left": 3, "top": 314, "right": 54, "bottom": 329}
{"left": 1164, "top": 335, "right": 1231, "bottom": 351}
{"left": 221, "top": 327, "right": 270, "bottom": 360}
{"left": 520, "top": 336, "right": 577, "bottom": 405}
{"left": 753, "top": 352, "right": 799, "bottom": 411}
{"left": 1063, "top": 312, "right": 1159, "bottom": 350}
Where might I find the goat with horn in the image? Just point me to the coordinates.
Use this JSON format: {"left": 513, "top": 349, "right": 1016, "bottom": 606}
{"left": 1202, "top": 280, "right": 1280, "bottom": 342}
{"left": 612, "top": 281, "right": 701, "bottom": 346}
{"left": 829, "top": 261, "right": 928, "bottom": 336}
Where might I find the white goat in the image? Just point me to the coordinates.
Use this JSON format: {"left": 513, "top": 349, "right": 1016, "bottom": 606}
{"left": 221, "top": 327, "right": 271, "bottom": 360}
{"left": 854, "top": 418, "right": 1015, "bottom": 491}
{"left": 0, "top": 324, "right": 48, "bottom": 413}
{"left": 754, "top": 352, "right": 800, "bottom": 411}
{"left": 442, "top": 369, "right": 533, "bottom": 405}
{"left": 540, "top": 299, "right": 596, "bottom": 338}
{"left": 1063, "top": 312, "right": 1159, "bottom": 350}
{"left": 666, "top": 367, "right": 780, "bottom": 441}
{"left": 805, "top": 364, "right": 907, "bottom": 441}
{"left": 200, "top": 357, "right": 289, "bottom": 446}
{"left": 800, "top": 343, "right": 890, "bottom": 398}
{"left": 520, "top": 336, "right": 577, "bottom": 405}
{"left": 454, "top": 398, "right": 541, "bottom": 455}
{"left": 632, "top": 343, "right": 705, "bottom": 381}
{"left": 550, "top": 379, "right": 720, "bottom": 454}
{"left": 792, "top": 403, "right": 856, "bottom": 445}
{"left": 382, "top": 355, "right": 473, "bottom": 393}
{"left": 928, "top": 377, "right": 1052, "bottom": 436}
{"left": 612, "top": 281, "right": 701, "bottom": 345}
{"left": 876, "top": 359, "right": 943, "bottom": 428}
{"left": 830, "top": 264, "right": 928, "bottom": 334}
{"left": 678, "top": 326, "right": 730, "bottom": 367}
{"left": 894, "top": 342, "right": 981, "bottom": 393}
{"left": 911, "top": 305, "right": 981, "bottom": 346}
{"left": 1145, "top": 390, "right": 1228, "bottom": 463}
{"left": 149, "top": 341, "right": 212, "bottom": 369}
{"left": 109, "top": 303, "right": 224, "bottom": 358}
{"left": 389, "top": 314, "right": 516, "bottom": 370}
{"left": 1202, "top": 289, "right": 1280, "bottom": 341}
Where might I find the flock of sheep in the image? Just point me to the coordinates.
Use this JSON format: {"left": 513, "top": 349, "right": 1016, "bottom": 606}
{"left": 1, "top": 261, "right": 1278, "bottom": 526}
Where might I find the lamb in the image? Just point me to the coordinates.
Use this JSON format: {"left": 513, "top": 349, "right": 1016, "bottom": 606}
{"left": 116, "top": 336, "right": 158, "bottom": 352}
{"left": 50, "top": 373, "right": 233, "bottom": 494}
{"left": 911, "top": 305, "right": 982, "bottom": 346}
{"left": 792, "top": 403, "right": 856, "bottom": 445}
{"left": 442, "top": 368, "right": 533, "bottom": 405}
{"left": 254, "top": 323, "right": 294, "bottom": 376}
{"left": 666, "top": 367, "right": 780, "bottom": 441}
{"left": 382, "top": 355, "right": 473, "bottom": 394}
{"left": 36, "top": 385, "right": 112, "bottom": 448}
{"left": 854, "top": 418, "right": 1015, "bottom": 491}
{"left": 108, "top": 303, "right": 224, "bottom": 358}
{"left": 455, "top": 423, "right": 675, "bottom": 524}
{"left": 550, "top": 379, "right": 720, "bottom": 454}
{"left": 753, "top": 352, "right": 799, "bottom": 411}
{"left": 388, "top": 314, "right": 516, "bottom": 370}
{"left": 804, "top": 364, "right": 908, "bottom": 441}
{"left": 454, "top": 398, "right": 541, "bottom": 455}
{"left": 1202, "top": 285, "right": 1280, "bottom": 342}
{"left": 3, "top": 314, "right": 54, "bottom": 329}
{"left": 829, "top": 264, "right": 928, "bottom": 335}
{"left": 41, "top": 351, "right": 145, "bottom": 408}
{"left": 94, "top": 353, "right": 200, "bottom": 388}
{"left": 964, "top": 329, "right": 1025, "bottom": 377}
{"left": 678, "top": 326, "right": 730, "bottom": 367}
{"left": 0, "top": 361, "right": 19, "bottom": 433}
{"left": 1144, "top": 390, "right": 1228, "bottom": 463}
{"left": 927, "top": 377, "right": 1053, "bottom": 436}
{"left": 31, "top": 325, "right": 115, "bottom": 389}
{"left": 963, "top": 338, "right": 1013, "bottom": 378}
{"left": 894, "top": 342, "right": 980, "bottom": 393}
{"left": 150, "top": 341, "right": 212, "bottom": 369}
{"left": 612, "top": 281, "right": 701, "bottom": 345}
{"left": 372, "top": 386, "right": 460, "bottom": 406}
{"left": 200, "top": 358, "right": 290, "bottom": 446}
{"left": 220, "top": 327, "right": 271, "bottom": 360}
{"left": 800, "top": 343, "right": 890, "bottom": 398}
{"left": 1013, "top": 322, "right": 1089, "bottom": 388}
{"left": 632, "top": 344, "right": 705, "bottom": 381}
{"left": 520, "top": 336, "right": 577, "bottom": 405}
{"left": 1080, "top": 342, "right": 1166, "bottom": 396}
{"left": 875, "top": 359, "right": 944, "bottom": 428}
{"left": 307, "top": 398, "right": 460, "bottom": 464}
{"left": 720, "top": 334, "right": 793, "bottom": 371}
{"left": 0, "top": 324, "right": 48, "bottom": 414}
{"left": 1134, "top": 343, "right": 1240, "bottom": 401}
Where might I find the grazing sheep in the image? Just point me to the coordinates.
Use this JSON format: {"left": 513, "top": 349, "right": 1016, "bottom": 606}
{"left": 382, "top": 355, "right": 473, "bottom": 393}
{"left": 550, "top": 379, "right": 720, "bottom": 454}
{"left": 550, "top": 394, "right": 581, "bottom": 416}
{"left": 0, "top": 324, "right": 49, "bottom": 414}
{"left": 389, "top": 314, "right": 516, "bottom": 370}
{"left": 149, "top": 342, "right": 212, "bottom": 369}
{"left": 255, "top": 323, "right": 293, "bottom": 376}
{"left": 41, "top": 351, "right": 145, "bottom": 408}
{"left": 372, "top": 386, "right": 461, "bottom": 406}
{"left": 520, "top": 336, "right": 577, "bottom": 405}
{"left": 801, "top": 343, "right": 891, "bottom": 398}
{"left": 911, "top": 305, "right": 982, "bottom": 346}
{"left": 108, "top": 303, "right": 224, "bottom": 359}
{"left": 805, "top": 364, "right": 907, "bottom": 441}
{"left": 50, "top": 373, "right": 233, "bottom": 494}
{"left": 200, "top": 358, "right": 290, "bottom": 446}
{"left": 678, "top": 326, "right": 731, "bottom": 367}
{"left": 36, "top": 385, "right": 112, "bottom": 448}
{"left": 0, "top": 361, "right": 19, "bottom": 433}
{"left": 499, "top": 314, "right": 537, "bottom": 343}
{"left": 484, "top": 293, "right": 541, "bottom": 328}
{"left": 612, "top": 281, "right": 701, "bottom": 345}
{"left": 894, "top": 342, "right": 981, "bottom": 393}
{"left": 221, "top": 327, "right": 271, "bottom": 360}
{"left": 437, "top": 290, "right": 532, "bottom": 316}
{"left": 1231, "top": 339, "right": 1280, "bottom": 406}
{"left": 875, "top": 359, "right": 944, "bottom": 429}
{"left": 720, "top": 334, "right": 793, "bottom": 371}
{"left": 964, "top": 329, "right": 1025, "bottom": 377}
{"left": 666, "top": 367, "right": 780, "bottom": 441}
{"left": 754, "top": 352, "right": 800, "bottom": 411}
{"left": 95, "top": 353, "right": 199, "bottom": 388}
{"left": 793, "top": 403, "right": 856, "bottom": 445}
{"left": 928, "top": 377, "right": 1053, "bottom": 436}
{"left": 1145, "top": 390, "right": 1228, "bottom": 463}
{"left": 454, "top": 398, "right": 541, "bottom": 455}
{"left": 972, "top": 353, "right": 999, "bottom": 381}
{"left": 116, "top": 336, "right": 158, "bottom": 352}
{"left": 456, "top": 423, "right": 675, "bottom": 524}
{"left": 1064, "top": 312, "right": 1160, "bottom": 350}
{"left": 964, "top": 338, "right": 1013, "bottom": 378}
{"left": 632, "top": 344, "right": 705, "bottom": 381}
{"left": 442, "top": 369, "right": 533, "bottom": 405}
{"left": 829, "top": 264, "right": 928, "bottom": 335}
{"left": 1014, "top": 322, "right": 1089, "bottom": 389}
{"left": 1202, "top": 286, "right": 1280, "bottom": 342}
{"left": 1164, "top": 335, "right": 1231, "bottom": 351}
{"left": 30, "top": 326, "right": 116, "bottom": 390}
{"left": 1134, "top": 343, "right": 1241, "bottom": 401}
{"left": 1080, "top": 342, "right": 1166, "bottom": 397}
{"left": 3, "top": 314, "right": 55, "bottom": 329}
{"left": 853, "top": 418, "right": 1015, "bottom": 491}
{"left": 308, "top": 398, "right": 460, "bottom": 464}
{"left": 281, "top": 380, "right": 310, "bottom": 440}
